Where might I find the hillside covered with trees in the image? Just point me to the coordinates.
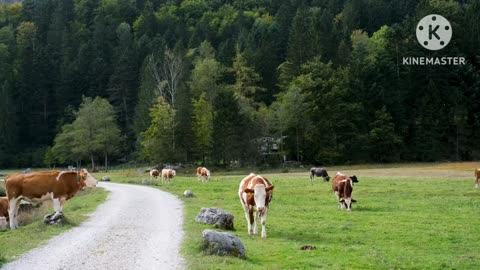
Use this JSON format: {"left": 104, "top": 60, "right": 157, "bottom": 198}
{"left": 0, "top": 0, "right": 479, "bottom": 168}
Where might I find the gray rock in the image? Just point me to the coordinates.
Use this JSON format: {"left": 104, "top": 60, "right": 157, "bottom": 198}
{"left": 195, "top": 207, "right": 234, "bottom": 230}
{"left": 102, "top": 176, "right": 111, "bottom": 181}
{"left": 141, "top": 179, "right": 153, "bottom": 185}
{"left": 183, "top": 190, "right": 194, "bottom": 197}
{"left": 44, "top": 211, "right": 64, "bottom": 225}
{"left": 202, "top": 229, "right": 245, "bottom": 259}
{"left": 23, "top": 168, "right": 32, "bottom": 174}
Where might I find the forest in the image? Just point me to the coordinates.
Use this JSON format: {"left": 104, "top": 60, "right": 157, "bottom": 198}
{"left": 0, "top": 0, "right": 479, "bottom": 168}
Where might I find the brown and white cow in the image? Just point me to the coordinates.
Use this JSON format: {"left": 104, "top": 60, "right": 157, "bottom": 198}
{"left": 0, "top": 197, "right": 8, "bottom": 221}
{"left": 196, "top": 167, "right": 211, "bottom": 182}
{"left": 332, "top": 172, "right": 358, "bottom": 211}
{"left": 5, "top": 169, "right": 97, "bottom": 230}
{"left": 238, "top": 173, "right": 274, "bottom": 238}
{"left": 161, "top": 169, "right": 176, "bottom": 184}
{"left": 475, "top": 168, "right": 480, "bottom": 188}
{"left": 150, "top": 169, "right": 160, "bottom": 180}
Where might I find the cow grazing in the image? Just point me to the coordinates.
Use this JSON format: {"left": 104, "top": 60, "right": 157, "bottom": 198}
{"left": 309, "top": 167, "right": 330, "bottom": 184}
{"left": 161, "top": 169, "right": 176, "bottom": 184}
{"left": 332, "top": 172, "right": 358, "bottom": 211}
{"left": 0, "top": 197, "right": 8, "bottom": 221}
{"left": 196, "top": 167, "right": 211, "bottom": 182}
{"left": 150, "top": 169, "right": 160, "bottom": 180}
{"left": 475, "top": 168, "right": 480, "bottom": 188}
{"left": 5, "top": 169, "right": 97, "bottom": 230}
{"left": 238, "top": 173, "right": 274, "bottom": 238}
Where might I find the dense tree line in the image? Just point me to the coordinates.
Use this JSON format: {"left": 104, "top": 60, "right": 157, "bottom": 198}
{"left": 0, "top": 0, "right": 479, "bottom": 168}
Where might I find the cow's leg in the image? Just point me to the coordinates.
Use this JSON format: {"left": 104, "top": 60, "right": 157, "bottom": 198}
{"left": 253, "top": 211, "right": 259, "bottom": 235}
{"left": 241, "top": 204, "right": 253, "bottom": 234}
{"left": 8, "top": 198, "right": 18, "bottom": 230}
{"left": 344, "top": 197, "right": 352, "bottom": 211}
{"left": 249, "top": 210, "right": 255, "bottom": 235}
{"left": 53, "top": 197, "right": 65, "bottom": 213}
{"left": 260, "top": 209, "right": 269, "bottom": 238}
{"left": 335, "top": 191, "right": 342, "bottom": 209}
{"left": 475, "top": 177, "right": 479, "bottom": 188}
{"left": 310, "top": 174, "right": 314, "bottom": 185}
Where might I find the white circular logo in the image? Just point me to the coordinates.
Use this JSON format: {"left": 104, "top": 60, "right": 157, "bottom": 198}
{"left": 416, "top": 14, "right": 452, "bottom": 51}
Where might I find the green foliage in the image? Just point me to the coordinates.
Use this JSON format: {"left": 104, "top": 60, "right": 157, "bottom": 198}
{"left": 1, "top": 0, "right": 479, "bottom": 167}
{"left": 192, "top": 93, "right": 213, "bottom": 163}
{"left": 51, "top": 97, "right": 122, "bottom": 169}
{"left": 140, "top": 97, "right": 176, "bottom": 163}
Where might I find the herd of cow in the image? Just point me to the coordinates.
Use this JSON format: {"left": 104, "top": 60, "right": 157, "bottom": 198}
{"left": 1, "top": 166, "right": 479, "bottom": 239}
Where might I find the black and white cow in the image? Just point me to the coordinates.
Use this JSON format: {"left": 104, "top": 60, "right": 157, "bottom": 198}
{"left": 309, "top": 167, "right": 330, "bottom": 185}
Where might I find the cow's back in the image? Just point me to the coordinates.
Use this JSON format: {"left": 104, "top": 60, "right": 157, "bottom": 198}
{"left": 6, "top": 171, "right": 80, "bottom": 201}
{"left": 332, "top": 173, "right": 348, "bottom": 192}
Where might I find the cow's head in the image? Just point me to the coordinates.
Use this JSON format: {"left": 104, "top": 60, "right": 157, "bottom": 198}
{"left": 172, "top": 170, "right": 176, "bottom": 176}
{"left": 324, "top": 175, "right": 330, "bottom": 182}
{"left": 79, "top": 169, "right": 98, "bottom": 188}
{"left": 350, "top": 175, "right": 358, "bottom": 183}
{"left": 245, "top": 184, "right": 274, "bottom": 214}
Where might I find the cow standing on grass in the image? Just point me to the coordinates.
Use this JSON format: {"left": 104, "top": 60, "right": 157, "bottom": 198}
{"left": 197, "top": 167, "right": 211, "bottom": 182}
{"left": 150, "top": 169, "right": 160, "bottom": 180}
{"left": 239, "top": 173, "right": 274, "bottom": 238}
{"left": 475, "top": 168, "right": 480, "bottom": 188}
{"left": 332, "top": 172, "right": 358, "bottom": 211}
{"left": 5, "top": 169, "right": 97, "bottom": 230}
{"left": 309, "top": 167, "right": 330, "bottom": 184}
{"left": 161, "top": 169, "right": 176, "bottom": 184}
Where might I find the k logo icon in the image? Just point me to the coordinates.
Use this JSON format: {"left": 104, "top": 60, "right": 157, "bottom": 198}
{"left": 416, "top": 14, "right": 452, "bottom": 51}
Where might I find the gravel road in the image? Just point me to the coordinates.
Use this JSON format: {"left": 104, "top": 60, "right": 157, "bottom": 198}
{"left": 2, "top": 182, "right": 185, "bottom": 270}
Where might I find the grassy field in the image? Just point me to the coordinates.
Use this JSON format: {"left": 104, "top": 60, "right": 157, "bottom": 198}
{"left": 0, "top": 187, "right": 108, "bottom": 267}
{"left": 103, "top": 163, "right": 480, "bottom": 270}
{"left": 1, "top": 163, "right": 479, "bottom": 269}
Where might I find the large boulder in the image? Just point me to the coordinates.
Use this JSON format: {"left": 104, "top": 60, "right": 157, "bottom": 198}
{"left": 195, "top": 207, "right": 234, "bottom": 230}
{"left": 202, "top": 229, "right": 245, "bottom": 259}
{"left": 23, "top": 168, "right": 32, "bottom": 174}
{"left": 102, "top": 176, "right": 111, "bottom": 182}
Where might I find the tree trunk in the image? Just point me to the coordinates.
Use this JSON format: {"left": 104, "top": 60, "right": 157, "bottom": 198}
{"left": 296, "top": 127, "right": 300, "bottom": 162}
{"left": 104, "top": 151, "right": 108, "bottom": 172}
{"left": 90, "top": 155, "right": 95, "bottom": 171}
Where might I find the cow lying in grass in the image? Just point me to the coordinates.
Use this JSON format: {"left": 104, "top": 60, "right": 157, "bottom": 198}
{"left": 332, "top": 172, "right": 358, "bottom": 211}
{"left": 5, "top": 169, "right": 97, "bottom": 230}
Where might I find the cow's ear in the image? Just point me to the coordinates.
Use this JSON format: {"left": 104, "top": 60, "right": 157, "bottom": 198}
{"left": 266, "top": 185, "right": 274, "bottom": 191}
{"left": 244, "top": 188, "right": 254, "bottom": 194}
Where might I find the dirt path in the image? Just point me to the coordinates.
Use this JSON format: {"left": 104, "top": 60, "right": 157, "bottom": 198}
{"left": 2, "top": 182, "right": 185, "bottom": 270}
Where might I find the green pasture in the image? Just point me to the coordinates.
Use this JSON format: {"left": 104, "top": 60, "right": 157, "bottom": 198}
{"left": 105, "top": 169, "right": 480, "bottom": 270}
{"left": 0, "top": 187, "right": 108, "bottom": 267}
